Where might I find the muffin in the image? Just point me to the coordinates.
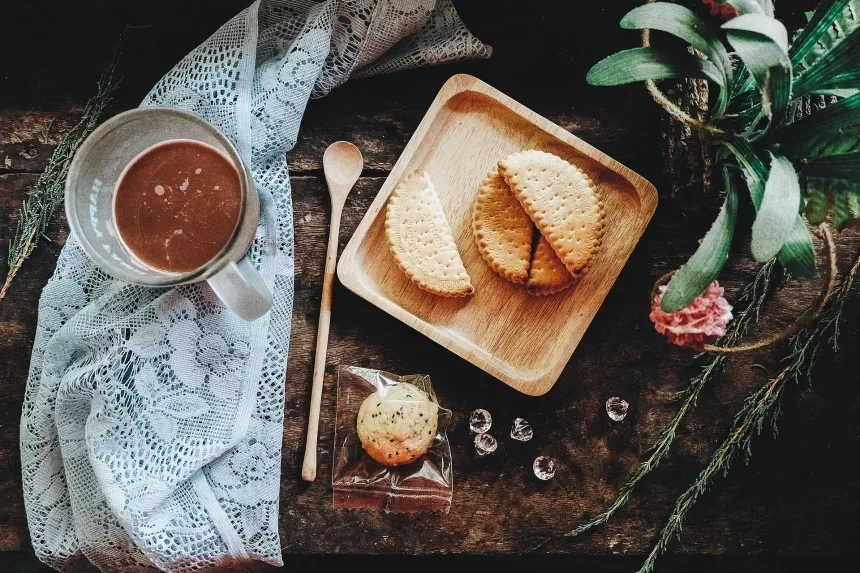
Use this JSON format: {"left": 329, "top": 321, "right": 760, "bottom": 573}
{"left": 356, "top": 382, "right": 439, "bottom": 466}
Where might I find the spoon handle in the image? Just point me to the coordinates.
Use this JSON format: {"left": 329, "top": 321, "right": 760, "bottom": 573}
{"left": 301, "top": 204, "right": 343, "bottom": 482}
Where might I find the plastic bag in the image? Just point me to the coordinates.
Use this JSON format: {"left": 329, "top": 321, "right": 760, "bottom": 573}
{"left": 332, "top": 366, "right": 453, "bottom": 513}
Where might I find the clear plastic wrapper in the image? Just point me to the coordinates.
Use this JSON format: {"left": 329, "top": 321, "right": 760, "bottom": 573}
{"left": 332, "top": 366, "right": 453, "bottom": 513}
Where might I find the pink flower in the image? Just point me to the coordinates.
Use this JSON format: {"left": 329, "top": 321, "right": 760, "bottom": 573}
{"left": 702, "top": 0, "right": 738, "bottom": 20}
{"left": 650, "top": 281, "right": 733, "bottom": 350}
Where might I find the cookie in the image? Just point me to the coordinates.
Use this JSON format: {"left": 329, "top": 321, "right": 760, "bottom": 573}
{"left": 385, "top": 171, "right": 474, "bottom": 297}
{"left": 472, "top": 167, "right": 533, "bottom": 284}
{"left": 357, "top": 382, "right": 439, "bottom": 466}
{"left": 527, "top": 234, "right": 581, "bottom": 296}
{"left": 498, "top": 150, "right": 604, "bottom": 275}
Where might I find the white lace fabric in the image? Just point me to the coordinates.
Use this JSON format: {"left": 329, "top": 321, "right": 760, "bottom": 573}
{"left": 19, "top": 2, "right": 489, "bottom": 571}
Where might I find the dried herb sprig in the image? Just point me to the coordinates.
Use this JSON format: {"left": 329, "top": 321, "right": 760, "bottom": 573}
{"left": 0, "top": 36, "right": 123, "bottom": 303}
{"left": 568, "top": 259, "right": 778, "bottom": 538}
{"left": 637, "top": 244, "right": 860, "bottom": 573}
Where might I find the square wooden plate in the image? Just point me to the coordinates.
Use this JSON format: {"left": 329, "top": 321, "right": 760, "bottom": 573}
{"left": 337, "top": 74, "right": 657, "bottom": 396}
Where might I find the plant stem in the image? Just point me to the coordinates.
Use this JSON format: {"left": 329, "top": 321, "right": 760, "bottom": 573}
{"left": 0, "top": 227, "right": 37, "bottom": 301}
{"left": 637, "top": 247, "right": 860, "bottom": 573}
{"left": 567, "top": 260, "right": 778, "bottom": 537}
{"left": 1, "top": 34, "right": 123, "bottom": 304}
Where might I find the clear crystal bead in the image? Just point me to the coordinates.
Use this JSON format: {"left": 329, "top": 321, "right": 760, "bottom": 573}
{"left": 510, "top": 418, "right": 533, "bottom": 442}
{"left": 469, "top": 409, "right": 492, "bottom": 433}
{"left": 605, "top": 397, "right": 629, "bottom": 422}
{"left": 533, "top": 456, "right": 556, "bottom": 480}
{"left": 474, "top": 433, "right": 498, "bottom": 456}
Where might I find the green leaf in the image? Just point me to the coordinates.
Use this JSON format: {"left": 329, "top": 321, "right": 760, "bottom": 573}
{"left": 586, "top": 47, "right": 724, "bottom": 89}
{"left": 812, "top": 70, "right": 860, "bottom": 94}
{"left": 773, "top": 92, "right": 860, "bottom": 139}
{"left": 726, "top": 0, "right": 769, "bottom": 15}
{"left": 812, "top": 88, "right": 860, "bottom": 98}
{"left": 727, "top": 3, "right": 778, "bottom": 96}
{"left": 793, "top": 21, "right": 860, "bottom": 97}
{"left": 803, "top": 151, "right": 860, "bottom": 179}
{"left": 720, "top": 107, "right": 764, "bottom": 135}
{"left": 722, "top": 138, "right": 817, "bottom": 276}
{"left": 804, "top": 178, "right": 860, "bottom": 230}
{"left": 661, "top": 170, "right": 739, "bottom": 313}
{"left": 791, "top": 0, "right": 860, "bottom": 74}
{"left": 779, "top": 216, "right": 818, "bottom": 277}
{"left": 730, "top": 63, "right": 754, "bottom": 99}
{"left": 724, "top": 11, "right": 790, "bottom": 55}
{"left": 833, "top": 186, "right": 860, "bottom": 229}
{"left": 772, "top": 91, "right": 860, "bottom": 160}
{"left": 620, "top": 3, "right": 733, "bottom": 87}
{"left": 751, "top": 154, "right": 802, "bottom": 261}
{"left": 801, "top": 125, "right": 860, "bottom": 159}
{"left": 804, "top": 184, "right": 830, "bottom": 225}
{"left": 721, "top": 139, "right": 768, "bottom": 206}
{"left": 723, "top": 14, "right": 792, "bottom": 124}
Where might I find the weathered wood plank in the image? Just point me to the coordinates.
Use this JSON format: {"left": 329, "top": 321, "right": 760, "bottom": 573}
{"left": 280, "top": 175, "right": 860, "bottom": 556}
{"left": 1, "top": 176, "right": 859, "bottom": 556}
{"left": 1, "top": 0, "right": 856, "bottom": 561}
{"left": 0, "top": 99, "right": 655, "bottom": 177}
{"left": 8, "top": 171, "right": 857, "bottom": 553}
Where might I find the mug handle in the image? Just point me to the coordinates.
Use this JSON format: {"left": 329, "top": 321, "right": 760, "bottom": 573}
{"left": 207, "top": 257, "right": 272, "bottom": 321}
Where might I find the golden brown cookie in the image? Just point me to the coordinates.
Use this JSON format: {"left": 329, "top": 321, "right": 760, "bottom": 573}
{"left": 357, "top": 382, "right": 439, "bottom": 466}
{"left": 385, "top": 171, "right": 474, "bottom": 297}
{"left": 527, "top": 234, "right": 581, "bottom": 296}
{"left": 498, "top": 150, "right": 604, "bottom": 276}
{"left": 472, "top": 167, "right": 533, "bottom": 284}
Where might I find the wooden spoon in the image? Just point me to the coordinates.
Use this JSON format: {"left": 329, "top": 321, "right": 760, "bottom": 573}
{"left": 301, "top": 141, "right": 363, "bottom": 482}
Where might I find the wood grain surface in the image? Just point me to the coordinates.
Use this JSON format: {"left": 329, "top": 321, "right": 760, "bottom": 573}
{"left": 339, "top": 75, "right": 657, "bottom": 395}
{"left": 2, "top": 0, "right": 859, "bottom": 562}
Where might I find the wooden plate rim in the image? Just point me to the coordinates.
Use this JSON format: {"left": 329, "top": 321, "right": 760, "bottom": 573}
{"left": 337, "top": 74, "right": 657, "bottom": 396}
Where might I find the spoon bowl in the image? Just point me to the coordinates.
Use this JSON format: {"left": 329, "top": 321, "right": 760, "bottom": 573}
{"left": 323, "top": 141, "right": 364, "bottom": 202}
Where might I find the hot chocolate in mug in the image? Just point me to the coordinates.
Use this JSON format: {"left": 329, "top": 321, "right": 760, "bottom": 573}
{"left": 65, "top": 107, "right": 272, "bottom": 320}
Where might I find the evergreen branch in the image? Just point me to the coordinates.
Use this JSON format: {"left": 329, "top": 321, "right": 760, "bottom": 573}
{"left": 38, "top": 119, "right": 55, "bottom": 145}
{"left": 637, "top": 246, "right": 860, "bottom": 573}
{"left": 567, "top": 260, "right": 778, "bottom": 537}
{"left": 0, "top": 34, "right": 123, "bottom": 303}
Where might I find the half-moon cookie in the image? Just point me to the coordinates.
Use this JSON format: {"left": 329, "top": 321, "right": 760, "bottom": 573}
{"left": 498, "top": 150, "right": 604, "bottom": 276}
{"left": 385, "top": 171, "right": 474, "bottom": 297}
{"left": 527, "top": 234, "right": 581, "bottom": 296}
{"left": 472, "top": 167, "right": 533, "bottom": 284}
{"left": 357, "top": 382, "right": 439, "bottom": 466}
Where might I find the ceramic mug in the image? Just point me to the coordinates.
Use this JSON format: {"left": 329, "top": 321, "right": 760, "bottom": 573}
{"left": 65, "top": 107, "right": 272, "bottom": 321}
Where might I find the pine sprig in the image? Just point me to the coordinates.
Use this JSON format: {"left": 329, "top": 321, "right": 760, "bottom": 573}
{"left": 637, "top": 247, "right": 860, "bottom": 573}
{"left": 567, "top": 260, "right": 779, "bottom": 537}
{"left": 0, "top": 35, "right": 123, "bottom": 303}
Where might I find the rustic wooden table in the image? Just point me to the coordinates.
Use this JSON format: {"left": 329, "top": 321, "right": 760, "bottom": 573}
{"left": 1, "top": 0, "right": 859, "bottom": 568}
